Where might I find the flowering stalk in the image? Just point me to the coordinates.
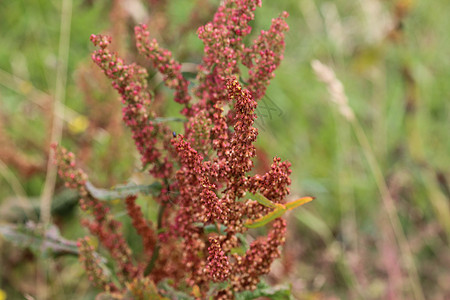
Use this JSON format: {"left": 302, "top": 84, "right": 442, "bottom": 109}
{"left": 194, "top": 0, "right": 261, "bottom": 109}
{"left": 125, "top": 195, "right": 156, "bottom": 258}
{"left": 53, "top": 145, "right": 140, "bottom": 283}
{"left": 90, "top": 34, "right": 174, "bottom": 181}
{"left": 135, "top": 25, "right": 192, "bottom": 112}
{"left": 77, "top": 237, "right": 117, "bottom": 292}
{"left": 242, "top": 11, "right": 290, "bottom": 101}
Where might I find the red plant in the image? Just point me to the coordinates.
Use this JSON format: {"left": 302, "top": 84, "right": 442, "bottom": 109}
{"left": 54, "top": 0, "right": 304, "bottom": 298}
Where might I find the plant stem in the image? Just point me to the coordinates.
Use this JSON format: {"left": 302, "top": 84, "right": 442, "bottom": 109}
{"left": 144, "top": 202, "right": 166, "bottom": 276}
{"left": 351, "top": 117, "right": 424, "bottom": 300}
{"left": 40, "top": 0, "right": 73, "bottom": 226}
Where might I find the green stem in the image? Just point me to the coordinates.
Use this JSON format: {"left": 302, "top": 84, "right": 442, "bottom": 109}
{"left": 351, "top": 117, "right": 424, "bottom": 300}
{"left": 144, "top": 176, "right": 170, "bottom": 276}
{"left": 144, "top": 203, "right": 166, "bottom": 276}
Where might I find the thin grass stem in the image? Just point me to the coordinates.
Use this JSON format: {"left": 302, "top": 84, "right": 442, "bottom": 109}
{"left": 312, "top": 59, "right": 425, "bottom": 300}
{"left": 40, "top": 0, "right": 73, "bottom": 226}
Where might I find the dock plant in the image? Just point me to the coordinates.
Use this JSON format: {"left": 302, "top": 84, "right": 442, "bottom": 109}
{"left": 53, "top": 0, "right": 312, "bottom": 298}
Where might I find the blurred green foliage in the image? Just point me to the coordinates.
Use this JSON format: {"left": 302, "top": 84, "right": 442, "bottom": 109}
{"left": 1, "top": 0, "right": 450, "bottom": 299}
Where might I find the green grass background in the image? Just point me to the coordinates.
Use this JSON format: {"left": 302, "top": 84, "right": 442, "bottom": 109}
{"left": 1, "top": 0, "right": 449, "bottom": 299}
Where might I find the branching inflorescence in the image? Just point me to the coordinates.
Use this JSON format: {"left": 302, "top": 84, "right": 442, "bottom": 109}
{"left": 54, "top": 0, "right": 307, "bottom": 298}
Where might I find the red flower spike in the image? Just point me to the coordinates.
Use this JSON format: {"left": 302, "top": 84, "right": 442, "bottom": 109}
{"left": 205, "top": 237, "right": 231, "bottom": 282}
{"left": 135, "top": 25, "right": 192, "bottom": 113}
{"left": 90, "top": 34, "right": 173, "bottom": 180}
{"left": 125, "top": 195, "right": 157, "bottom": 258}
{"left": 243, "top": 12, "right": 289, "bottom": 101}
{"left": 232, "top": 218, "right": 287, "bottom": 291}
{"left": 78, "top": 237, "right": 118, "bottom": 292}
{"left": 53, "top": 145, "right": 139, "bottom": 283}
{"left": 194, "top": 0, "right": 262, "bottom": 113}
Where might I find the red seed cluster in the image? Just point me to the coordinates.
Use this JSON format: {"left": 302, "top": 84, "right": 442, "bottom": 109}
{"left": 52, "top": 143, "right": 87, "bottom": 193}
{"left": 53, "top": 145, "right": 139, "bottom": 282}
{"left": 226, "top": 77, "right": 258, "bottom": 178}
{"left": 77, "top": 237, "right": 117, "bottom": 292}
{"left": 231, "top": 218, "right": 287, "bottom": 291}
{"left": 125, "top": 195, "right": 156, "bottom": 258}
{"left": 194, "top": 0, "right": 261, "bottom": 112}
{"left": 242, "top": 12, "right": 289, "bottom": 101}
{"left": 206, "top": 237, "right": 231, "bottom": 282}
{"left": 135, "top": 25, "right": 192, "bottom": 112}
{"left": 90, "top": 34, "right": 173, "bottom": 180}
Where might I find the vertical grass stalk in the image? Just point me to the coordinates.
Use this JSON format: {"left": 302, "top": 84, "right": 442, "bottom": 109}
{"left": 312, "top": 60, "right": 425, "bottom": 300}
{"left": 40, "top": 0, "right": 73, "bottom": 225}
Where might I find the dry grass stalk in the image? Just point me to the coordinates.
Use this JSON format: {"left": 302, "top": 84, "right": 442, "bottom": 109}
{"left": 312, "top": 59, "right": 424, "bottom": 300}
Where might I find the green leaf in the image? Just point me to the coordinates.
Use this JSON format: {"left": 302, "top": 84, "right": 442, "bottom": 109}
{"left": 230, "top": 246, "right": 246, "bottom": 255}
{"left": 203, "top": 223, "right": 227, "bottom": 235}
{"left": 244, "top": 207, "right": 286, "bottom": 228}
{"left": 157, "top": 280, "right": 195, "bottom": 300}
{"left": 85, "top": 181, "right": 162, "bottom": 201}
{"left": 235, "top": 281, "right": 293, "bottom": 300}
{"left": 181, "top": 71, "right": 197, "bottom": 81}
{"left": 244, "top": 194, "right": 314, "bottom": 228}
{"left": 123, "top": 277, "right": 168, "bottom": 300}
{"left": 152, "top": 117, "right": 186, "bottom": 124}
{"left": 246, "top": 192, "right": 278, "bottom": 209}
{"left": 207, "top": 281, "right": 230, "bottom": 298}
{"left": 0, "top": 222, "right": 79, "bottom": 257}
{"left": 95, "top": 292, "right": 118, "bottom": 300}
{"left": 0, "top": 189, "right": 80, "bottom": 223}
{"left": 235, "top": 233, "right": 249, "bottom": 249}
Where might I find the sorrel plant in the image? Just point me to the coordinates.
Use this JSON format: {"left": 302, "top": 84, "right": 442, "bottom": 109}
{"left": 54, "top": 0, "right": 312, "bottom": 298}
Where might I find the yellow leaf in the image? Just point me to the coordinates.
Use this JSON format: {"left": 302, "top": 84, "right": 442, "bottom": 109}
{"left": 68, "top": 115, "right": 89, "bottom": 134}
{"left": 192, "top": 285, "right": 201, "bottom": 298}
{"left": 0, "top": 289, "right": 6, "bottom": 300}
{"left": 245, "top": 206, "right": 286, "bottom": 228}
{"left": 285, "top": 197, "right": 314, "bottom": 211}
{"left": 244, "top": 196, "right": 314, "bottom": 228}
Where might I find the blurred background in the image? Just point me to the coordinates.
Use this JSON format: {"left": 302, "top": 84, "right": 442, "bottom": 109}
{"left": 0, "top": 0, "right": 449, "bottom": 299}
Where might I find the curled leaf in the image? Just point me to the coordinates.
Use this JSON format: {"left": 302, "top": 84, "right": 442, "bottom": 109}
{"left": 245, "top": 207, "right": 286, "bottom": 228}
{"left": 245, "top": 195, "right": 314, "bottom": 228}
{"left": 246, "top": 192, "right": 279, "bottom": 209}
{"left": 0, "top": 222, "right": 78, "bottom": 257}
{"left": 285, "top": 196, "right": 314, "bottom": 211}
{"left": 86, "top": 181, "right": 162, "bottom": 201}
